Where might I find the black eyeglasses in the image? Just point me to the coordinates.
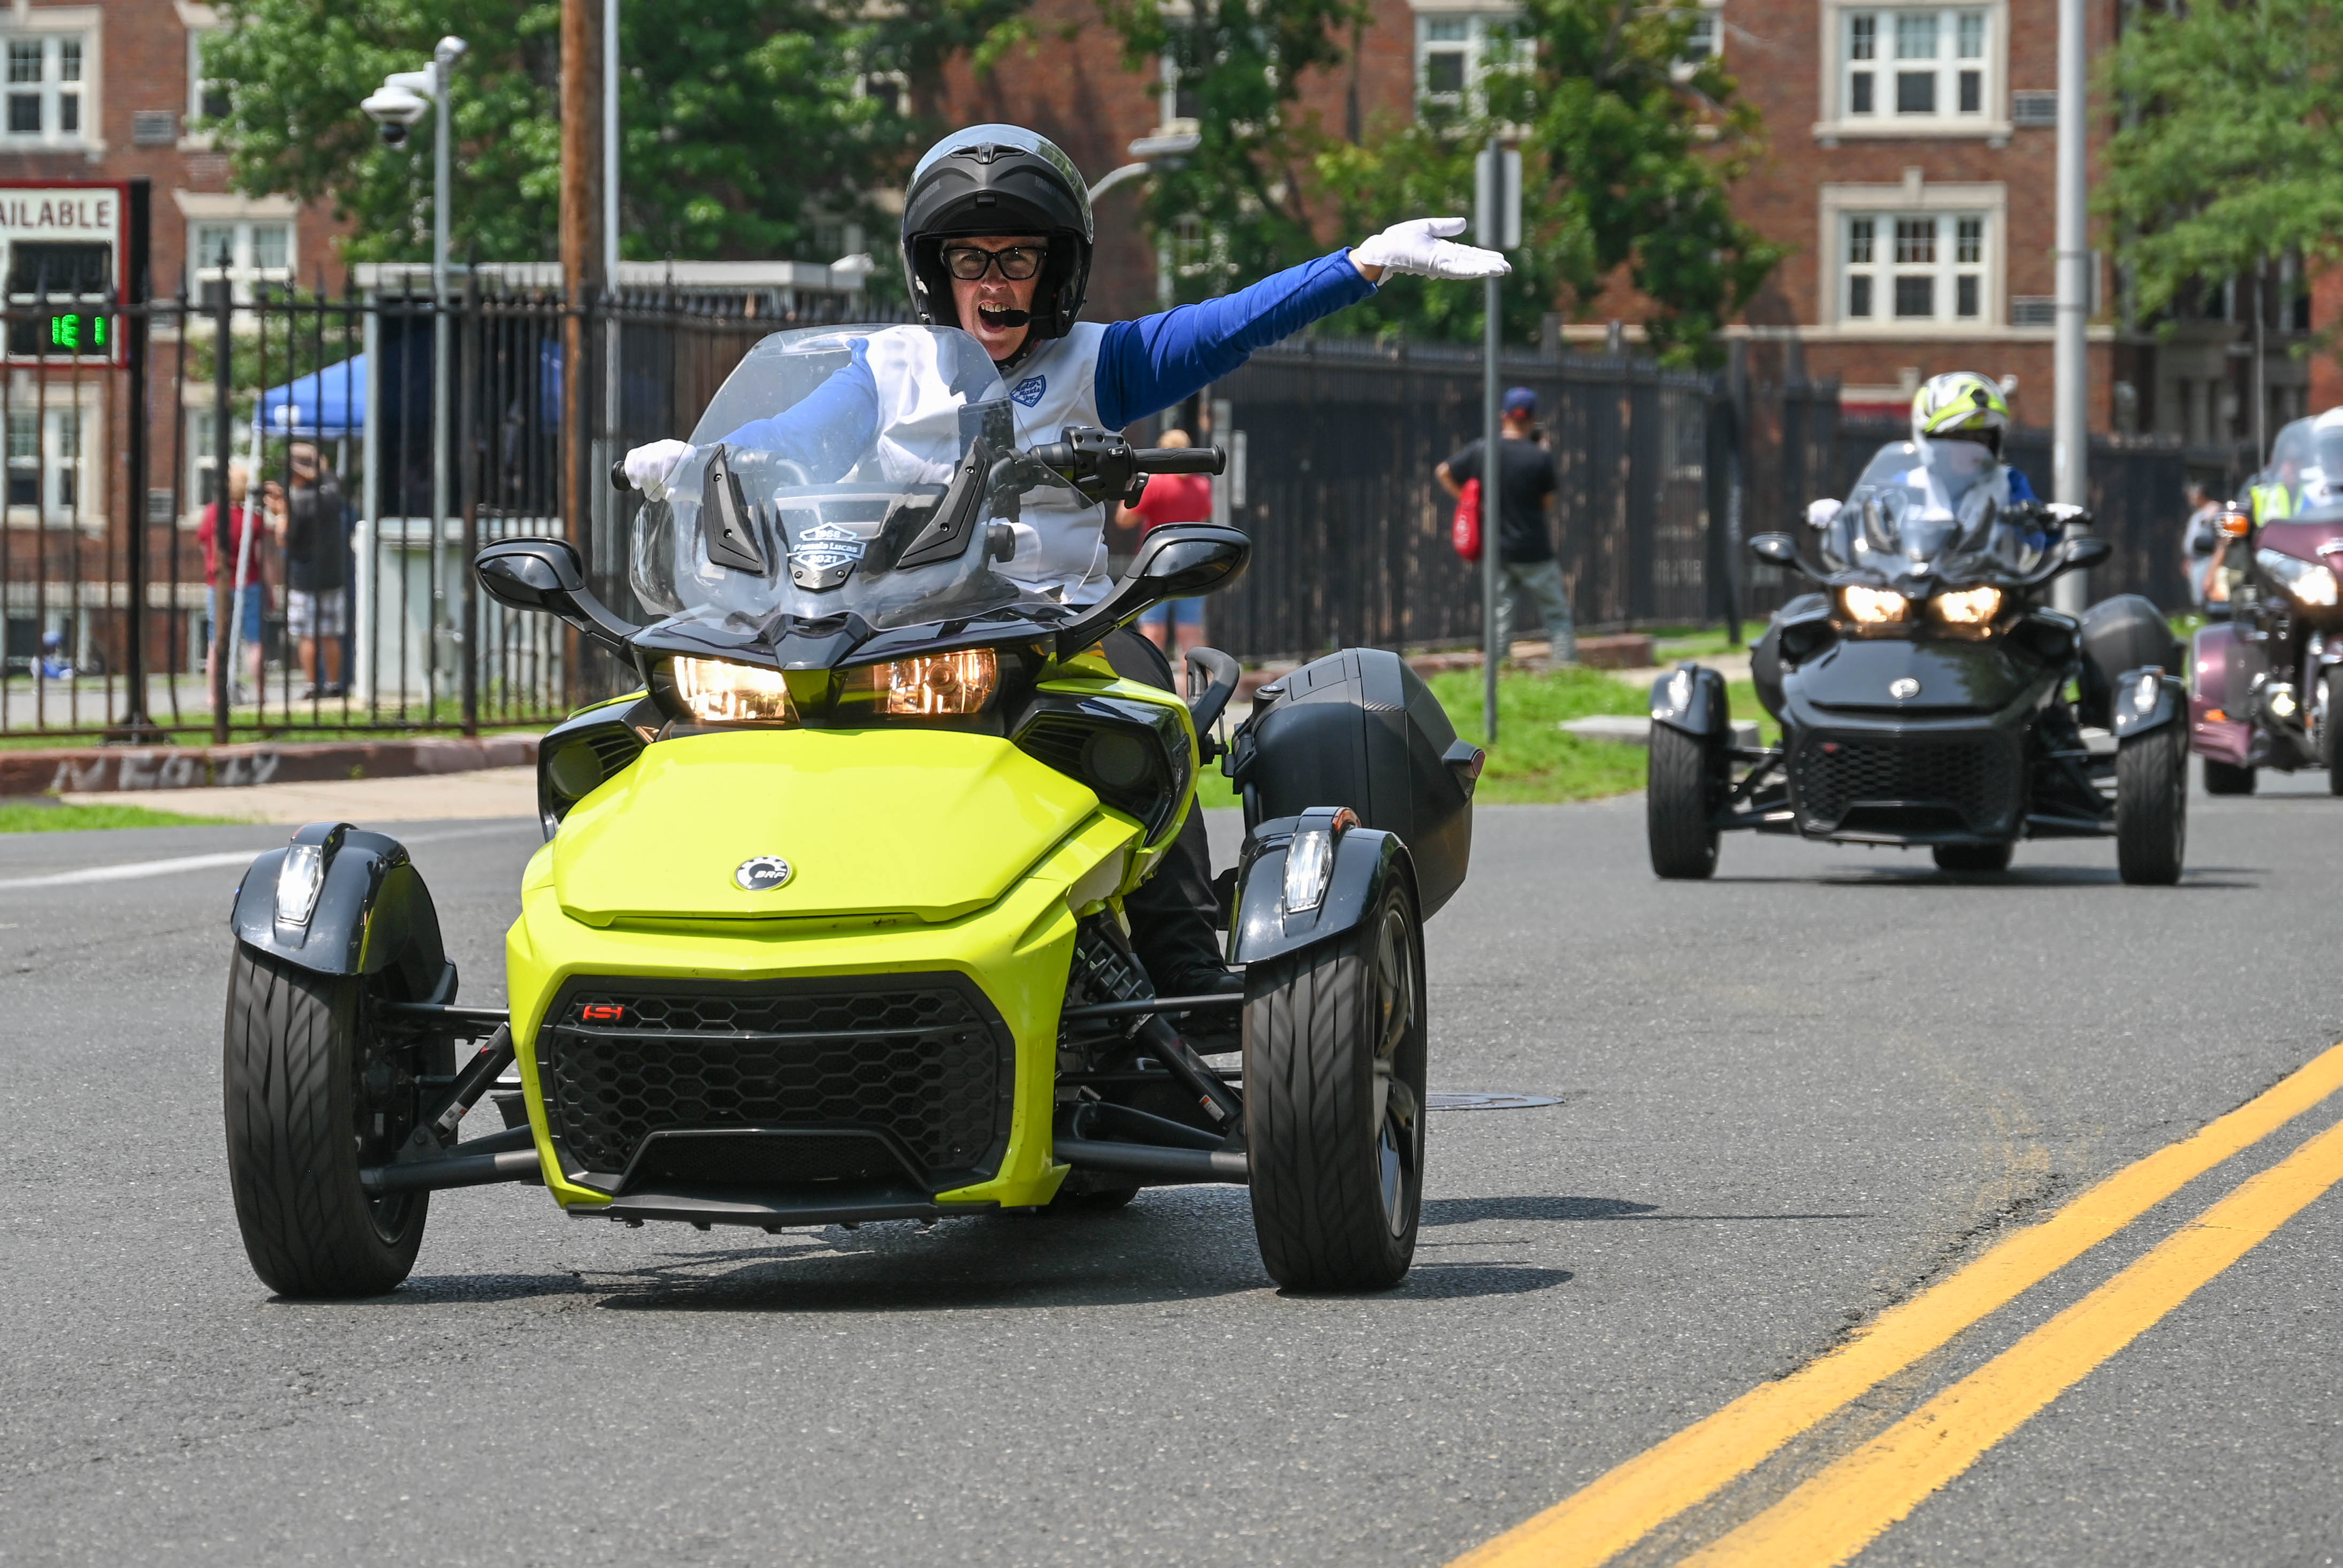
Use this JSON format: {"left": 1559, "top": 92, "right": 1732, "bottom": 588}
{"left": 941, "top": 243, "right": 1046, "bottom": 282}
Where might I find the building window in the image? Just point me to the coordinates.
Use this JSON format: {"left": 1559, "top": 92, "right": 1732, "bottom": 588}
{"left": 6, "top": 406, "right": 85, "bottom": 521}
{"left": 1157, "top": 53, "right": 1200, "bottom": 127}
{"left": 0, "top": 32, "right": 89, "bottom": 145}
{"left": 192, "top": 220, "right": 295, "bottom": 307}
{"left": 1416, "top": 13, "right": 1522, "bottom": 113}
{"left": 1841, "top": 6, "right": 1990, "bottom": 126}
{"left": 1843, "top": 210, "right": 1988, "bottom": 323}
{"left": 188, "top": 28, "right": 230, "bottom": 125}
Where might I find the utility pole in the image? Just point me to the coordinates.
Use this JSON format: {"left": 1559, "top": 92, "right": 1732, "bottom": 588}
{"left": 561, "top": 0, "right": 604, "bottom": 562}
{"left": 429, "top": 36, "right": 464, "bottom": 702}
{"left": 601, "top": 0, "right": 621, "bottom": 579}
{"left": 1476, "top": 137, "right": 1519, "bottom": 745}
{"left": 2052, "top": 0, "right": 2089, "bottom": 613}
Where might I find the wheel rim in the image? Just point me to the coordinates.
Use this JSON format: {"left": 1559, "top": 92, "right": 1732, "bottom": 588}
{"left": 1368, "top": 904, "right": 1421, "bottom": 1238}
{"left": 352, "top": 995, "right": 421, "bottom": 1241}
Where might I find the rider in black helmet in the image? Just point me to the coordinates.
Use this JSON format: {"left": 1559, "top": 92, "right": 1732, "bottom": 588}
{"left": 625, "top": 123, "right": 1504, "bottom": 999}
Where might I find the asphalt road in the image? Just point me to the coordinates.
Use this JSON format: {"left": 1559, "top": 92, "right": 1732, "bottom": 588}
{"left": 4, "top": 775, "right": 2341, "bottom": 1566}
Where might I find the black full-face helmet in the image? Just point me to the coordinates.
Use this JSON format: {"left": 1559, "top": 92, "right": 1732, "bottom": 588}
{"left": 902, "top": 124, "right": 1094, "bottom": 349}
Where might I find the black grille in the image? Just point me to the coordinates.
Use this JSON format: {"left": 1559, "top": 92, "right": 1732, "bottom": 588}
{"left": 1790, "top": 733, "right": 2019, "bottom": 834}
{"left": 539, "top": 976, "right": 1012, "bottom": 1190}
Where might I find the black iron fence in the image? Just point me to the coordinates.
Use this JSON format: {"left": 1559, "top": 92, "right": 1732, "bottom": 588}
{"left": 3, "top": 261, "right": 2209, "bottom": 743}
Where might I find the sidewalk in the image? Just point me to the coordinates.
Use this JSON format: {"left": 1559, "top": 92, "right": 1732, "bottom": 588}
{"left": 64, "top": 767, "right": 539, "bottom": 825}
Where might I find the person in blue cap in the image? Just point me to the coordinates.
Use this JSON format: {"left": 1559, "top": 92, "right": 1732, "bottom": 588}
{"left": 1436, "top": 386, "right": 1574, "bottom": 668}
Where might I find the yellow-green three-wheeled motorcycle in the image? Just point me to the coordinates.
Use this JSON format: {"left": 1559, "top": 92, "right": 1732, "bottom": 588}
{"left": 220, "top": 325, "right": 1481, "bottom": 1299}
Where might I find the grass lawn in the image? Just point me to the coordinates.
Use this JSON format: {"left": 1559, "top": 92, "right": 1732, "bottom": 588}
{"left": 1196, "top": 659, "right": 1774, "bottom": 809}
{"left": 0, "top": 801, "right": 237, "bottom": 832}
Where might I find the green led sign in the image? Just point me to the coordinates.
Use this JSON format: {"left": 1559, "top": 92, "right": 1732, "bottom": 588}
{"left": 47, "top": 312, "right": 103, "bottom": 351}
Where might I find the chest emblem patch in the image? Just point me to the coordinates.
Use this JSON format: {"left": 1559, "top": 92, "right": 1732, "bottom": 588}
{"left": 1011, "top": 374, "right": 1047, "bottom": 408}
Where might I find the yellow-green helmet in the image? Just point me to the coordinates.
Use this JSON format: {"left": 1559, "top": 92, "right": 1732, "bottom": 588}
{"left": 1912, "top": 371, "right": 2011, "bottom": 455}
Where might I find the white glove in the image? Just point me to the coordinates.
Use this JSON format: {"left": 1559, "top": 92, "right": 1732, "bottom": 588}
{"left": 1806, "top": 497, "right": 1842, "bottom": 529}
{"left": 1350, "top": 218, "right": 1511, "bottom": 281}
{"left": 623, "top": 439, "right": 696, "bottom": 501}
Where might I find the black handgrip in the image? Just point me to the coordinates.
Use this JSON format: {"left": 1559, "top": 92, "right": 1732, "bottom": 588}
{"left": 608, "top": 459, "right": 630, "bottom": 492}
{"left": 1133, "top": 445, "right": 1226, "bottom": 476}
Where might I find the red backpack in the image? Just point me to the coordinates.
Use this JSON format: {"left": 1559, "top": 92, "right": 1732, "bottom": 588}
{"left": 1451, "top": 477, "right": 1483, "bottom": 563}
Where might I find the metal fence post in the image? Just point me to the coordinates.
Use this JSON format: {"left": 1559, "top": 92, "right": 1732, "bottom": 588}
{"left": 118, "top": 179, "right": 157, "bottom": 738}
{"left": 209, "top": 251, "right": 233, "bottom": 745}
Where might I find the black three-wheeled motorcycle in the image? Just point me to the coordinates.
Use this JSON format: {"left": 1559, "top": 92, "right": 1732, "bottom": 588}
{"left": 1646, "top": 438, "right": 2190, "bottom": 884}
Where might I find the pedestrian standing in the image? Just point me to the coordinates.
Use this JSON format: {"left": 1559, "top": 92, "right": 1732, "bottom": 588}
{"left": 195, "top": 462, "right": 265, "bottom": 702}
{"left": 270, "top": 442, "right": 349, "bottom": 698}
{"left": 1436, "top": 387, "right": 1574, "bottom": 668}
{"left": 1115, "top": 428, "right": 1214, "bottom": 667}
{"left": 2179, "top": 479, "right": 2222, "bottom": 609}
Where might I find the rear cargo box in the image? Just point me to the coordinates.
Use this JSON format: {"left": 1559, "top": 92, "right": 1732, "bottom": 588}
{"left": 1230, "top": 649, "right": 1474, "bottom": 917}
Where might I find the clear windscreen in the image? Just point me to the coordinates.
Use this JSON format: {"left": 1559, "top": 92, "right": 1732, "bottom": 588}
{"left": 1816, "top": 440, "right": 2047, "bottom": 580}
{"left": 630, "top": 324, "right": 1083, "bottom": 640}
{"left": 2265, "top": 417, "right": 2343, "bottom": 509}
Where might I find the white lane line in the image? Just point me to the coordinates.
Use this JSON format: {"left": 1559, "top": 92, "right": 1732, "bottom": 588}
{"left": 0, "top": 822, "right": 533, "bottom": 892}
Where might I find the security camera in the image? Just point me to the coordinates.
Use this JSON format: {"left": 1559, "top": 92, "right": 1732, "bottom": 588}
{"left": 362, "top": 71, "right": 433, "bottom": 147}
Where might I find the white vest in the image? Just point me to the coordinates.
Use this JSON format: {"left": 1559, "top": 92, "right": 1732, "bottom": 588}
{"left": 996, "top": 323, "right": 1113, "bottom": 605}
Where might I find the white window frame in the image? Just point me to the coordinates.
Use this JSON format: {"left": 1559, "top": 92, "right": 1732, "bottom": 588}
{"left": 0, "top": 13, "right": 98, "bottom": 153}
{"left": 1815, "top": 0, "right": 2008, "bottom": 141}
{"left": 189, "top": 217, "right": 296, "bottom": 305}
{"left": 1411, "top": 5, "right": 1525, "bottom": 116}
{"left": 1820, "top": 180, "right": 2005, "bottom": 336}
{"left": 4, "top": 400, "right": 97, "bottom": 529}
{"left": 1674, "top": 0, "right": 1726, "bottom": 80}
{"left": 179, "top": 3, "right": 222, "bottom": 148}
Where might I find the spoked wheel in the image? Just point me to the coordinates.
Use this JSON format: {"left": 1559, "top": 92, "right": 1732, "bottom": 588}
{"left": 1933, "top": 842, "right": 2013, "bottom": 873}
{"left": 2116, "top": 726, "right": 2187, "bottom": 885}
{"left": 223, "top": 945, "right": 443, "bottom": 1297}
{"left": 1647, "top": 723, "right": 1723, "bottom": 879}
{"left": 1245, "top": 878, "right": 1428, "bottom": 1291}
{"left": 2202, "top": 757, "right": 2256, "bottom": 796}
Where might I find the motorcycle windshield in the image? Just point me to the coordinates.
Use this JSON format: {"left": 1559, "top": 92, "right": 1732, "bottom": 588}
{"left": 630, "top": 324, "right": 1084, "bottom": 652}
{"left": 1818, "top": 439, "right": 2044, "bottom": 581}
{"left": 2264, "top": 417, "right": 2343, "bottom": 509}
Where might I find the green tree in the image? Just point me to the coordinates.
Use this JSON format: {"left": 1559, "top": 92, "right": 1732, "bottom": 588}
{"left": 1320, "top": 0, "right": 1780, "bottom": 368}
{"left": 199, "top": 0, "right": 1031, "bottom": 272}
{"left": 1095, "top": 0, "right": 1371, "bottom": 301}
{"left": 2098, "top": 0, "right": 2343, "bottom": 325}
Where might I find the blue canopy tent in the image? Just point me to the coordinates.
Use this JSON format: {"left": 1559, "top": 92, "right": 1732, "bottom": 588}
{"left": 260, "top": 354, "right": 365, "bottom": 439}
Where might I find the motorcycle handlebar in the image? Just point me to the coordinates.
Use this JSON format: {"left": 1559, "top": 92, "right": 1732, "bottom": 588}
{"left": 608, "top": 460, "right": 631, "bottom": 493}
{"left": 1133, "top": 446, "right": 1226, "bottom": 476}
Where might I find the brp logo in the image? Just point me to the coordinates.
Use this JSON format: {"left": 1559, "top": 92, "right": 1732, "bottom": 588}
{"left": 1889, "top": 677, "right": 1921, "bottom": 700}
{"left": 734, "top": 855, "right": 793, "bottom": 892}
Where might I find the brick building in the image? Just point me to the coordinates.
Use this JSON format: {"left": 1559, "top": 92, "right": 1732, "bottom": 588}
{"left": 941, "top": 0, "right": 2329, "bottom": 463}
{"left": 0, "top": 0, "right": 346, "bottom": 678}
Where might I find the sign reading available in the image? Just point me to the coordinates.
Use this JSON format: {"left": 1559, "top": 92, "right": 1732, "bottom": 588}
{"left": 0, "top": 182, "right": 125, "bottom": 364}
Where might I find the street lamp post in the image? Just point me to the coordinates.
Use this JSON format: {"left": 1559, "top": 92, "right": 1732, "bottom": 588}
{"left": 1090, "top": 132, "right": 1201, "bottom": 313}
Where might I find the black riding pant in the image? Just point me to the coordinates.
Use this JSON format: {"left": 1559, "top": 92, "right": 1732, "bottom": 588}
{"left": 1099, "top": 628, "right": 1225, "bottom": 992}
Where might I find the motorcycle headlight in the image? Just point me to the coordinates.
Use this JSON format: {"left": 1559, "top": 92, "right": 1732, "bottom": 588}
{"left": 841, "top": 649, "right": 999, "bottom": 716}
{"left": 2257, "top": 547, "right": 2339, "bottom": 608}
{"left": 670, "top": 656, "right": 798, "bottom": 726}
{"left": 1840, "top": 585, "right": 1911, "bottom": 624}
{"left": 1932, "top": 586, "right": 2004, "bottom": 625}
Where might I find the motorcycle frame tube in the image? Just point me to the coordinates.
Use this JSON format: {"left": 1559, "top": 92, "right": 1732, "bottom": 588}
{"left": 503, "top": 784, "right": 1147, "bottom": 1215}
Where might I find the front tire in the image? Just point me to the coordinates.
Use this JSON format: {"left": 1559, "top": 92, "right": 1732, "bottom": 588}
{"left": 2203, "top": 757, "right": 2256, "bottom": 795}
{"left": 2321, "top": 668, "right": 2343, "bottom": 795}
{"left": 2117, "top": 726, "right": 2187, "bottom": 885}
{"left": 1245, "top": 878, "right": 1427, "bottom": 1291}
{"left": 1647, "top": 723, "right": 1722, "bottom": 879}
{"left": 223, "top": 945, "right": 432, "bottom": 1297}
{"left": 1933, "top": 842, "right": 2013, "bottom": 873}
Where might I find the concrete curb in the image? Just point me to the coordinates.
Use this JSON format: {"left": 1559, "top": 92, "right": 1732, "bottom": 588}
{"left": 1, "top": 732, "right": 541, "bottom": 798}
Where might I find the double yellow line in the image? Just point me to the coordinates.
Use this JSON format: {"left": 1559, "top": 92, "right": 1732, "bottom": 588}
{"left": 1453, "top": 1041, "right": 2343, "bottom": 1568}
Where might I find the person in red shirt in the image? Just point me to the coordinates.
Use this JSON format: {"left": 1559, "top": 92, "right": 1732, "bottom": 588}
{"left": 195, "top": 463, "right": 267, "bottom": 700}
{"left": 1114, "top": 428, "right": 1214, "bottom": 659}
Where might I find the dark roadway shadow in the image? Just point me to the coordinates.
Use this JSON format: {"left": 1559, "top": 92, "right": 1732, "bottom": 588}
{"left": 1711, "top": 868, "right": 2256, "bottom": 889}
{"left": 1424, "top": 1196, "right": 1876, "bottom": 1225}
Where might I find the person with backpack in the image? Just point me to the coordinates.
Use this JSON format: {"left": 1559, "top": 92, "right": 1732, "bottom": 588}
{"left": 1436, "top": 387, "right": 1574, "bottom": 669}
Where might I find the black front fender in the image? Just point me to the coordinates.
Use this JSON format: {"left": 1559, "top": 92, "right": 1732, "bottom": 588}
{"left": 2111, "top": 667, "right": 2186, "bottom": 739}
{"left": 229, "top": 822, "right": 454, "bottom": 1000}
{"left": 1228, "top": 817, "right": 1416, "bottom": 968}
{"left": 1650, "top": 662, "right": 1730, "bottom": 740}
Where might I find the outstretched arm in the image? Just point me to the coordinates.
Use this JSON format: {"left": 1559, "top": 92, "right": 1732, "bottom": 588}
{"left": 1095, "top": 219, "right": 1508, "bottom": 429}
